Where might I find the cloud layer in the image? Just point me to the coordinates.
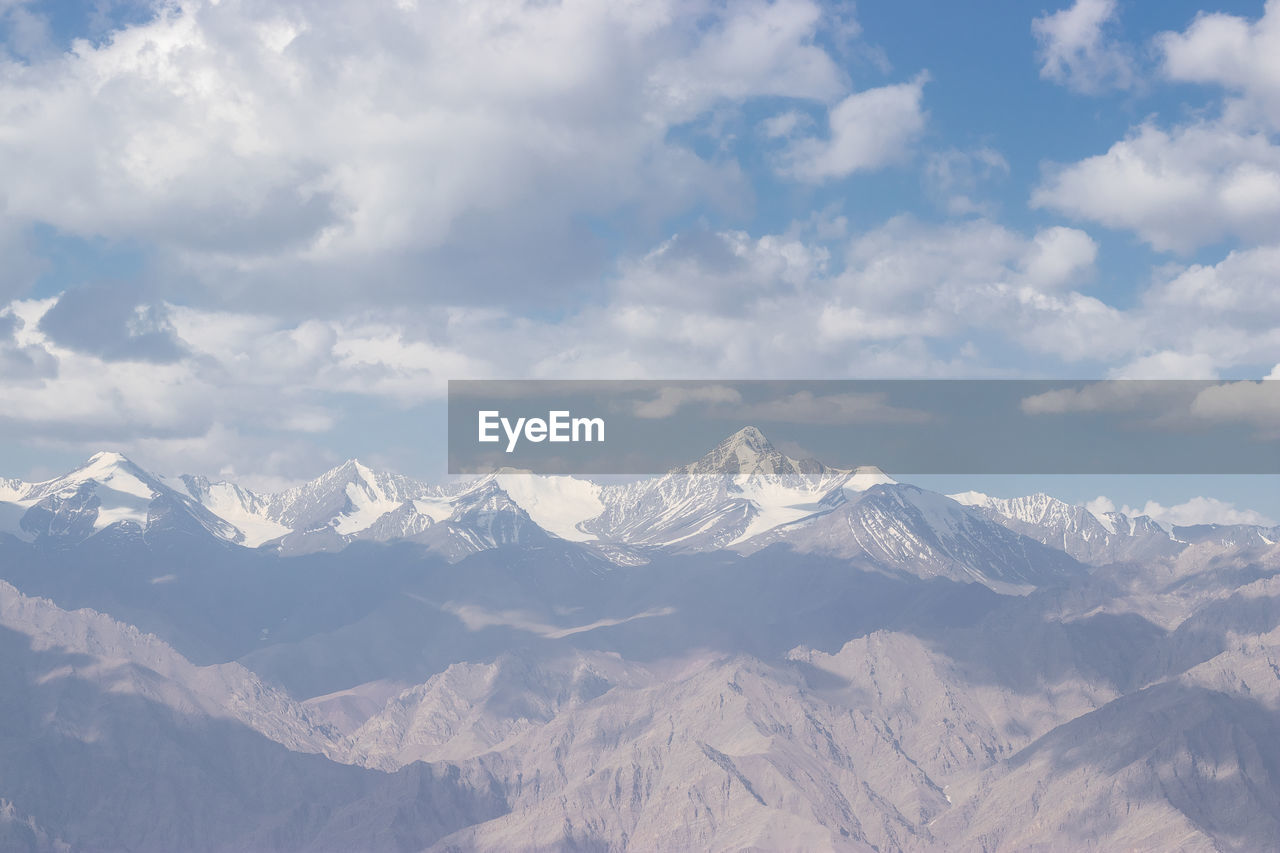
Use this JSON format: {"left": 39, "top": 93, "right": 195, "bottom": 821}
{"left": 0, "top": 0, "right": 1278, "bottom": 494}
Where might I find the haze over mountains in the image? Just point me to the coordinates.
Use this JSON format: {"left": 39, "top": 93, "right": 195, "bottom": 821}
{"left": 1, "top": 428, "right": 1278, "bottom": 851}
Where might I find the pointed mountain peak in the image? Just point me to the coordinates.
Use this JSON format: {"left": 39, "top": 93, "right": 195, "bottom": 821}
{"left": 845, "top": 465, "right": 896, "bottom": 491}
{"left": 74, "top": 450, "right": 154, "bottom": 484}
{"left": 316, "top": 458, "right": 377, "bottom": 484}
{"left": 718, "top": 426, "right": 773, "bottom": 452}
{"left": 681, "top": 426, "right": 832, "bottom": 478}
{"left": 17, "top": 449, "right": 168, "bottom": 507}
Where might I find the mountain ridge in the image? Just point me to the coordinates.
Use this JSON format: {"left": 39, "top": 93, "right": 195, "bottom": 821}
{"left": 1, "top": 430, "right": 1268, "bottom": 580}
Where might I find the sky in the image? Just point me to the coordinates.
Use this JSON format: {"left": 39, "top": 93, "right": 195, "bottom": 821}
{"left": 0, "top": 0, "right": 1278, "bottom": 523}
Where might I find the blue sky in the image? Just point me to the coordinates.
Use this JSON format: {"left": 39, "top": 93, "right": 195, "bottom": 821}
{"left": 0, "top": 0, "right": 1278, "bottom": 525}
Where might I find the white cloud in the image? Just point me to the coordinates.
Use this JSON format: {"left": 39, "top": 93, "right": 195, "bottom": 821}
{"left": 1020, "top": 226, "right": 1097, "bottom": 291}
{"left": 1036, "top": 3, "right": 1280, "bottom": 258}
{"left": 1033, "top": 122, "right": 1280, "bottom": 252}
{"left": 1019, "top": 381, "right": 1195, "bottom": 415}
{"left": 1032, "top": 0, "right": 1135, "bottom": 94}
{"left": 650, "top": 0, "right": 846, "bottom": 120}
{"left": 1187, "top": 380, "right": 1280, "bottom": 435}
{"left": 0, "top": 0, "right": 853, "bottom": 308}
{"left": 824, "top": 217, "right": 1118, "bottom": 360}
{"left": 1108, "top": 244, "right": 1280, "bottom": 376}
{"left": 1084, "top": 495, "right": 1117, "bottom": 517}
{"left": 1122, "top": 496, "right": 1275, "bottom": 528}
{"left": 781, "top": 75, "right": 928, "bottom": 182}
{"left": 1145, "top": 244, "right": 1280, "bottom": 326}
{"left": 1090, "top": 492, "right": 1273, "bottom": 528}
{"left": 4, "top": 210, "right": 1276, "bottom": 474}
{"left": 1158, "top": 1, "right": 1280, "bottom": 129}
{"left": 1107, "top": 351, "right": 1220, "bottom": 379}
{"left": 1018, "top": 376, "right": 1280, "bottom": 435}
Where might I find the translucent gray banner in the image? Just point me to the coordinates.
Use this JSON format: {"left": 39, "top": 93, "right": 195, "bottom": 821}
{"left": 447, "top": 380, "right": 1280, "bottom": 475}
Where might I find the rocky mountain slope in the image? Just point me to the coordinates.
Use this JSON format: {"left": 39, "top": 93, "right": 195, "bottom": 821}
{"left": 1, "top": 431, "right": 1278, "bottom": 850}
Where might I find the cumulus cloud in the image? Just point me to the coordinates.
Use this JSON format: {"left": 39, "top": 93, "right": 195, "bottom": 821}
{"left": 1, "top": 204, "right": 1275, "bottom": 476}
{"left": 1122, "top": 496, "right": 1275, "bottom": 528}
{"left": 1158, "top": 1, "right": 1280, "bottom": 128}
{"left": 1108, "top": 351, "right": 1220, "bottom": 380}
{"left": 780, "top": 75, "right": 929, "bottom": 182}
{"left": 1084, "top": 495, "right": 1117, "bottom": 517}
{"left": 1033, "top": 122, "right": 1280, "bottom": 252}
{"left": 1019, "top": 381, "right": 1192, "bottom": 415}
{"left": 1187, "top": 380, "right": 1280, "bottom": 436}
{"left": 1036, "top": 3, "right": 1280, "bottom": 259}
{"left": 0, "top": 0, "right": 875, "bottom": 312}
{"left": 824, "top": 216, "right": 1117, "bottom": 360}
{"left": 1090, "top": 491, "right": 1274, "bottom": 529}
{"left": 1019, "top": 378, "right": 1280, "bottom": 436}
{"left": 1144, "top": 244, "right": 1280, "bottom": 327}
{"left": 0, "top": 217, "right": 1109, "bottom": 456}
{"left": 1032, "top": 0, "right": 1136, "bottom": 94}
{"left": 614, "top": 227, "right": 830, "bottom": 314}
{"left": 1020, "top": 226, "right": 1098, "bottom": 291}
{"left": 1110, "top": 244, "right": 1280, "bottom": 376}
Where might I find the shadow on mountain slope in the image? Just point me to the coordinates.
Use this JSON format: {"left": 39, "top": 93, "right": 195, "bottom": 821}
{"left": 938, "top": 683, "right": 1280, "bottom": 852}
{"left": 0, "top": 625, "right": 504, "bottom": 852}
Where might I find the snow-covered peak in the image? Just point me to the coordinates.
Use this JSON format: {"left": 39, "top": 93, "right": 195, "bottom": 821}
{"left": 258, "top": 459, "right": 432, "bottom": 535}
{"left": 845, "top": 466, "right": 896, "bottom": 492}
{"left": 679, "top": 426, "right": 836, "bottom": 480}
{"left": 494, "top": 473, "right": 603, "bottom": 542}
{"left": 949, "top": 490, "right": 1183, "bottom": 565}
{"left": 0, "top": 477, "right": 28, "bottom": 503}
{"left": 947, "top": 491, "right": 1082, "bottom": 526}
{"left": 682, "top": 426, "right": 778, "bottom": 475}
{"left": 87, "top": 449, "right": 128, "bottom": 465}
{"left": 0, "top": 452, "right": 245, "bottom": 545}
{"left": 723, "top": 425, "right": 771, "bottom": 452}
{"left": 328, "top": 458, "right": 374, "bottom": 481}
{"left": 16, "top": 450, "right": 163, "bottom": 509}
{"left": 948, "top": 490, "right": 994, "bottom": 509}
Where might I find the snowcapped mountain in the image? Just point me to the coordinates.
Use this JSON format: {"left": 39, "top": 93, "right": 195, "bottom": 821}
{"left": 178, "top": 461, "right": 551, "bottom": 557}
{"left": 952, "top": 491, "right": 1181, "bottom": 565}
{"left": 0, "top": 452, "right": 241, "bottom": 546}
{"left": 2, "top": 432, "right": 1280, "bottom": 851}
{"left": 174, "top": 475, "right": 291, "bottom": 547}
{"left": 178, "top": 459, "right": 437, "bottom": 552}
{"left": 582, "top": 426, "right": 892, "bottom": 551}
{"left": 3, "top": 430, "right": 1273, "bottom": 586}
{"left": 742, "top": 483, "right": 1083, "bottom": 592}
{"left": 395, "top": 477, "right": 553, "bottom": 560}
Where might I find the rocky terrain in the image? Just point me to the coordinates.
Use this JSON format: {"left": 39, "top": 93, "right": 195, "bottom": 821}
{"left": 0, "top": 429, "right": 1277, "bottom": 851}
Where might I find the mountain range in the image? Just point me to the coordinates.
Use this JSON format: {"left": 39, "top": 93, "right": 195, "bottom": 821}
{"left": 1, "top": 427, "right": 1278, "bottom": 851}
